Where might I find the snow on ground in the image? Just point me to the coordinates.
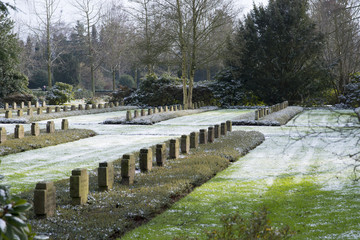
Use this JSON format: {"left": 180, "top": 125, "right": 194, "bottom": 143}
{"left": 0, "top": 109, "right": 250, "bottom": 193}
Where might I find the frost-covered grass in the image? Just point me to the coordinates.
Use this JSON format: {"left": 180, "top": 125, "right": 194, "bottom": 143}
{"left": 20, "top": 130, "right": 264, "bottom": 240}
{"left": 0, "top": 129, "right": 96, "bottom": 156}
{"left": 355, "top": 107, "right": 360, "bottom": 120}
{"left": 122, "top": 109, "right": 360, "bottom": 239}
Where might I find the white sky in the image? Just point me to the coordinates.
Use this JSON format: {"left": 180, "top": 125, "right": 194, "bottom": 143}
{"left": 8, "top": 0, "right": 268, "bottom": 38}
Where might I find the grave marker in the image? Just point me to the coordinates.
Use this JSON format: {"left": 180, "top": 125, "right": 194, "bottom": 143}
{"left": 208, "top": 127, "right": 214, "bottom": 143}
{"left": 34, "top": 181, "right": 56, "bottom": 218}
{"left": 14, "top": 125, "right": 24, "bottom": 139}
{"left": 156, "top": 143, "right": 166, "bottom": 166}
{"left": 190, "top": 132, "right": 199, "bottom": 149}
{"left": 61, "top": 119, "right": 69, "bottom": 130}
{"left": 121, "top": 154, "right": 135, "bottom": 185}
{"left": 31, "top": 123, "right": 40, "bottom": 136}
{"left": 199, "top": 129, "right": 208, "bottom": 144}
{"left": 98, "top": 162, "right": 114, "bottom": 191}
{"left": 140, "top": 148, "right": 153, "bottom": 172}
{"left": 181, "top": 135, "right": 190, "bottom": 154}
{"left": 70, "top": 168, "right": 89, "bottom": 205}
{"left": 0, "top": 127, "right": 6, "bottom": 143}
{"left": 46, "top": 121, "right": 55, "bottom": 133}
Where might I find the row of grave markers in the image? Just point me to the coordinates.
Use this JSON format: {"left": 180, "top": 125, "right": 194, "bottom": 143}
{"left": 3, "top": 101, "right": 124, "bottom": 118}
{"left": 0, "top": 119, "right": 69, "bottom": 144}
{"left": 126, "top": 101, "right": 205, "bottom": 121}
{"left": 254, "top": 101, "right": 289, "bottom": 120}
{"left": 33, "top": 120, "right": 232, "bottom": 218}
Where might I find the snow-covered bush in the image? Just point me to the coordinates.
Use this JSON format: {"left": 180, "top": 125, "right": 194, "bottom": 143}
{"left": 339, "top": 73, "right": 360, "bottom": 108}
{"left": 46, "top": 82, "right": 74, "bottom": 105}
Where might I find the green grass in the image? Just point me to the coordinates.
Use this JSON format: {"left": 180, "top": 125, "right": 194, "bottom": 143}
{"left": 18, "top": 130, "right": 265, "bottom": 239}
{"left": 0, "top": 129, "right": 96, "bottom": 156}
{"left": 123, "top": 175, "right": 360, "bottom": 239}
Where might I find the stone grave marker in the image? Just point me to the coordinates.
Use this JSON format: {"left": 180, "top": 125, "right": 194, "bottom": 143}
{"left": 34, "top": 181, "right": 56, "bottom": 218}
{"left": 181, "top": 135, "right": 190, "bottom": 154}
{"left": 17, "top": 109, "right": 23, "bottom": 117}
{"left": 226, "top": 120, "right": 232, "bottom": 132}
{"left": 31, "top": 123, "right": 40, "bottom": 136}
{"left": 98, "top": 104, "right": 104, "bottom": 109}
{"left": 140, "top": 148, "right": 153, "bottom": 172}
{"left": 20, "top": 102, "right": 25, "bottom": 109}
{"left": 221, "top": 123, "right": 227, "bottom": 136}
{"left": 134, "top": 110, "right": 139, "bottom": 118}
{"left": 214, "top": 124, "right": 221, "bottom": 138}
{"left": 126, "top": 110, "right": 132, "bottom": 121}
{"left": 208, "top": 127, "right": 214, "bottom": 143}
{"left": 85, "top": 104, "right": 91, "bottom": 110}
{"left": 156, "top": 143, "right": 166, "bottom": 166}
{"left": 78, "top": 104, "right": 84, "bottom": 110}
{"left": 70, "top": 168, "right": 89, "bottom": 205}
{"left": 92, "top": 103, "right": 97, "bottom": 109}
{"left": 4, "top": 103, "right": 9, "bottom": 110}
{"left": 199, "top": 129, "right": 208, "bottom": 144}
{"left": 27, "top": 101, "right": 31, "bottom": 108}
{"left": 98, "top": 162, "right": 114, "bottom": 191}
{"left": 148, "top": 108, "right": 153, "bottom": 115}
{"left": 12, "top": 102, "right": 17, "bottom": 110}
{"left": 5, "top": 110, "right": 12, "bottom": 118}
{"left": 61, "top": 119, "right": 69, "bottom": 130}
{"left": 141, "top": 109, "right": 146, "bottom": 116}
{"left": 0, "top": 127, "right": 6, "bottom": 143}
{"left": 169, "top": 139, "right": 179, "bottom": 159}
{"left": 71, "top": 105, "right": 76, "bottom": 111}
{"left": 27, "top": 108, "right": 33, "bottom": 116}
{"left": 55, "top": 107, "right": 60, "bottom": 113}
{"left": 121, "top": 154, "right": 135, "bottom": 185}
{"left": 14, "top": 125, "right": 24, "bottom": 139}
{"left": 190, "top": 132, "right": 199, "bottom": 149}
{"left": 46, "top": 121, "right": 55, "bottom": 133}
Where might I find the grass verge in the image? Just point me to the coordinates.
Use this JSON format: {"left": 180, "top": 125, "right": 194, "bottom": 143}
{"left": 18, "top": 130, "right": 265, "bottom": 239}
{"left": 0, "top": 129, "right": 96, "bottom": 156}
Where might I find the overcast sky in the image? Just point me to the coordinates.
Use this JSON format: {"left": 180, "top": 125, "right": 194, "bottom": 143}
{"left": 9, "top": 0, "right": 268, "bottom": 37}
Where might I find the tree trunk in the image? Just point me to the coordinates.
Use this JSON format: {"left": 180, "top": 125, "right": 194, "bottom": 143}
{"left": 112, "top": 68, "right": 116, "bottom": 91}
{"left": 46, "top": 0, "right": 52, "bottom": 88}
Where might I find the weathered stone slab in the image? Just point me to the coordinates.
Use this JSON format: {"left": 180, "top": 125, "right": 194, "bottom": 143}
{"left": 109, "top": 102, "right": 114, "bottom": 108}
{"left": 199, "top": 129, "right": 208, "bottom": 144}
{"left": 17, "top": 109, "right": 23, "bottom": 117}
{"left": 27, "top": 101, "right": 31, "bottom": 108}
{"left": 190, "top": 132, "right": 199, "bottom": 149}
{"left": 61, "top": 119, "right": 69, "bottom": 130}
{"left": 141, "top": 109, "right": 146, "bottom": 116}
{"left": 27, "top": 108, "right": 33, "bottom": 116}
{"left": 115, "top": 102, "right": 119, "bottom": 107}
{"left": 148, "top": 108, "right": 153, "bottom": 115}
{"left": 37, "top": 108, "right": 42, "bottom": 115}
{"left": 156, "top": 143, "right": 166, "bottom": 166}
{"left": 134, "top": 110, "right": 139, "bottom": 118}
{"left": 4, "top": 103, "right": 9, "bottom": 110}
{"left": 70, "top": 168, "right": 89, "bottom": 205}
{"left": 46, "top": 121, "right": 55, "bottom": 133}
{"left": 35, "top": 102, "right": 39, "bottom": 108}
{"left": 63, "top": 106, "right": 68, "bottom": 112}
{"left": 226, "top": 120, "right": 232, "bottom": 132}
{"left": 12, "top": 102, "right": 17, "bottom": 110}
{"left": 20, "top": 102, "right": 25, "bottom": 109}
{"left": 92, "top": 104, "right": 97, "bottom": 109}
{"left": 55, "top": 107, "right": 60, "bottom": 113}
{"left": 46, "top": 107, "right": 52, "bottom": 114}
{"left": 221, "top": 122, "right": 227, "bottom": 136}
{"left": 194, "top": 102, "right": 198, "bottom": 109}
{"left": 140, "top": 148, "right": 153, "bottom": 172}
{"left": 78, "top": 104, "right": 84, "bottom": 110}
{"left": 98, "top": 104, "right": 104, "bottom": 109}
{"left": 98, "top": 162, "right": 114, "bottom": 191}
{"left": 208, "top": 127, "right": 214, "bottom": 143}
{"left": 214, "top": 124, "right": 221, "bottom": 138}
{"left": 121, "top": 154, "right": 135, "bottom": 185}
{"left": 34, "top": 181, "right": 56, "bottom": 218}
{"left": 170, "top": 106, "right": 174, "bottom": 111}
{"left": 104, "top": 103, "right": 109, "bottom": 108}
{"left": 181, "top": 135, "right": 190, "bottom": 154}
{"left": 5, "top": 110, "right": 12, "bottom": 118}
{"left": 31, "top": 123, "right": 40, "bottom": 136}
{"left": 159, "top": 106, "right": 163, "bottom": 113}
{"left": 0, "top": 127, "right": 7, "bottom": 143}
{"left": 169, "top": 139, "right": 179, "bottom": 159}
{"left": 85, "top": 104, "right": 91, "bottom": 110}
{"left": 14, "top": 125, "right": 24, "bottom": 139}
{"left": 154, "top": 107, "right": 158, "bottom": 114}
{"left": 126, "top": 110, "right": 132, "bottom": 121}
{"left": 164, "top": 106, "right": 168, "bottom": 112}
{"left": 255, "top": 110, "right": 259, "bottom": 120}
{"left": 42, "top": 101, "right": 47, "bottom": 107}
{"left": 71, "top": 105, "right": 76, "bottom": 111}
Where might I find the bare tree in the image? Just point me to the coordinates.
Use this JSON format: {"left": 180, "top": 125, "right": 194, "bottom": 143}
{"left": 72, "top": 0, "right": 101, "bottom": 94}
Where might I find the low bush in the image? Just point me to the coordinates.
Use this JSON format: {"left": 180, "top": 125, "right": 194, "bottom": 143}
{"left": 46, "top": 82, "right": 74, "bottom": 105}
{"left": 22, "top": 130, "right": 265, "bottom": 239}
{"left": 339, "top": 73, "right": 360, "bottom": 108}
{"left": 110, "top": 85, "right": 134, "bottom": 103}
{"left": 2, "top": 93, "right": 35, "bottom": 105}
{"left": 73, "top": 88, "right": 93, "bottom": 100}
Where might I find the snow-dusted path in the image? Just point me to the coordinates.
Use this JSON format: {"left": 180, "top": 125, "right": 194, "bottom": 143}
{"left": 123, "top": 109, "right": 360, "bottom": 239}
{"left": 0, "top": 109, "right": 251, "bottom": 193}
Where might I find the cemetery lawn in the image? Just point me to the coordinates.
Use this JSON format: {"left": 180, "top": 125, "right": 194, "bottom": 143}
{"left": 0, "top": 129, "right": 96, "bottom": 156}
{"left": 122, "top": 109, "right": 360, "bottom": 239}
{"left": 21, "top": 130, "right": 265, "bottom": 239}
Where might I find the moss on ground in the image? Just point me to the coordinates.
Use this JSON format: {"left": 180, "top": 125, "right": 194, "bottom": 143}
{"left": 0, "top": 129, "right": 96, "bottom": 156}
{"left": 18, "top": 130, "right": 265, "bottom": 239}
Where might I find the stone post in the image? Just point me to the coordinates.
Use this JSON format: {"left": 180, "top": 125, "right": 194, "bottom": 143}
{"left": 199, "top": 129, "right": 208, "bottom": 144}
{"left": 46, "top": 121, "right": 55, "bottom": 133}
{"left": 61, "top": 119, "right": 69, "bottom": 130}
{"left": 115, "top": 102, "right": 119, "bottom": 107}
{"left": 190, "top": 132, "right": 199, "bottom": 149}
{"left": 164, "top": 106, "right": 168, "bottom": 112}
{"left": 12, "top": 102, "right": 17, "bottom": 110}
{"left": 4, "top": 103, "right": 9, "bottom": 110}
{"left": 134, "top": 110, "right": 139, "bottom": 118}
{"left": 34, "top": 182, "right": 56, "bottom": 218}
{"left": 78, "top": 104, "right": 84, "bottom": 110}
{"left": 35, "top": 102, "right": 39, "bottom": 108}
{"left": 14, "top": 125, "right": 24, "bottom": 139}
{"left": 170, "top": 106, "right": 174, "bottom": 111}
{"left": 179, "top": 105, "right": 183, "bottom": 111}
{"left": 104, "top": 103, "right": 109, "bottom": 108}
{"left": 31, "top": 123, "right": 40, "bottom": 136}
{"left": 92, "top": 103, "right": 97, "bottom": 109}
{"left": 109, "top": 102, "right": 114, "bottom": 108}
{"left": 5, "top": 110, "right": 12, "bottom": 118}
{"left": 20, "top": 102, "right": 25, "bottom": 109}
{"left": 98, "top": 104, "right": 104, "bottom": 109}
{"left": 98, "top": 162, "right": 114, "bottom": 191}
{"left": 42, "top": 101, "right": 47, "bottom": 107}
{"left": 120, "top": 100, "right": 124, "bottom": 106}
{"left": 159, "top": 106, "right": 163, "bottom": 113}
{"left": 46, "top": 107, "right": 52, "bottom": 113}
{"left": 148, "top": 108, "right": 153, "bottom": 115}
{"left": 126, "top": 110, "right": 132, "bottom": 121}
{"left": 27, "top": 108, "right": 33, "bottom": 116}
{"left": 208, "top": 127, "right": 215, "bottom": 143}
{"left": 194, "top": 102, "right": 198, "bottom": 109}
{"left": 85, "top": 104, "right": 91, "bottom": 110}
{"left": 154, "top": 107, "right": 158, "bottom": 114}
{"left": 55, "top": 107, "right": 60, "bottom": 113}
{"left": 255, "top": 110, "right": 259, "bottom": 120}
{"left": 226, "top": 120, "right": 232, "bottom": 132}
{"left": 0, "top": 127, "right": 6, "bottom": 143}
{"left": 139, "top": 148, "right": 153, "bottom": 172}
{"left": 27, "top": 101, "right": 31, "bottom": 108}
{"left": 63, "top": 106, "right": 68, "bottom": 112}
{"left": 169, "top": 139, "right": 179, "bottom": 159}
{"left": 121, "top": 154, "right": 135, "bottom": 185}
{"left": 37, "top": 107, "right": 42, "bottom": 115}
{"left": 221, "top": 123, "right": 227, "bottom": 136}
{"left": 141, "top": 109, "right": 146, "bottom": 116}
{"left": 17, "top": 109, "right": 23, "bottom": 117}
{"left": 71, "top": 105, "right": 76, "bottom": 111}
{"left": 70, "top": 168, "right": 89, "bottom": 205}
{"left": 214, "top": 124, "right": 221, "bottom": 138}
{"left": 181, "top": 135, "right": 190, "bottom": 154}
{"left": 156, "top": 143, "right": 166, "bottom": 166}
